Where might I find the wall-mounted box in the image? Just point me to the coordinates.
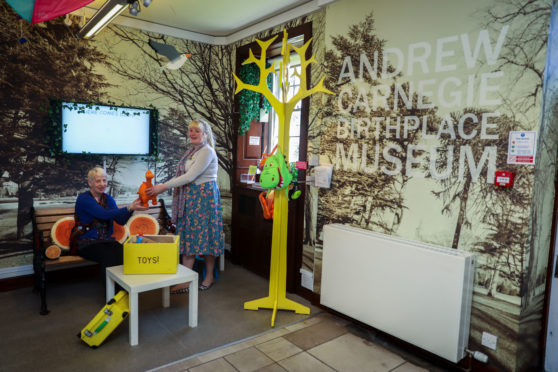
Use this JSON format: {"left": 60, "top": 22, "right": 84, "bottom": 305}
{"left": 495, "top": 170, "right": 515, "bottom": 187}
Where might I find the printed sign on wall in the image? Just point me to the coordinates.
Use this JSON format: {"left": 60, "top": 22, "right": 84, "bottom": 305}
{"left": 507, "top": 131, "right": 537, "bottom": 164}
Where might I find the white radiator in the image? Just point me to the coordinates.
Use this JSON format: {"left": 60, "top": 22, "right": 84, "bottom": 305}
{"left": 321, "top": 224, "right": 475, "bottom": 363}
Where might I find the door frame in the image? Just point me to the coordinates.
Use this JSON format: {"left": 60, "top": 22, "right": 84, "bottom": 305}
{"left": 542, "top": 177, "right": 558, "bottom": 370}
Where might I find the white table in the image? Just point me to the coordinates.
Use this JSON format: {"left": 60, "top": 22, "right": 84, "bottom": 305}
{"left": 105, "top": 264, "right": 198, "bottom": 346}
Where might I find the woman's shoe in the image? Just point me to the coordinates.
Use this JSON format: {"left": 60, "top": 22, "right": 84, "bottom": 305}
{"left": 199, "top": 282, "right": 213, "bottom": 291}
{"left": 170, "top": 287, "right": 189, "bottom": 294}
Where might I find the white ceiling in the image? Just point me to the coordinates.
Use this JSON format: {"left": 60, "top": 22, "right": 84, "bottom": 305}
{"left": 76, "top": 0, "right": 336, "bottom": 44}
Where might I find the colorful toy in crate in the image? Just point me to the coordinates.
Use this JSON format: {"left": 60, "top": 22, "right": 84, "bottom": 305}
{"left": 132, "top": 234, "right": 156, "bottom": 243}
{"left": 138, "top": 170, "right": 158, "bottom": 207}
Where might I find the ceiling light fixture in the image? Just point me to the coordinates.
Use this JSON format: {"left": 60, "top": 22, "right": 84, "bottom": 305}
{"left": 63, "top": 14, "right": 72, "bottom": 27}
{"left": 76, "top": 0, "right": 130, "bottom": 39}
{"left": 129, "top": 1, "right": 140, "bottom": 16}
{"left": 129, "top": 0, "right": 151, "bottom": 16}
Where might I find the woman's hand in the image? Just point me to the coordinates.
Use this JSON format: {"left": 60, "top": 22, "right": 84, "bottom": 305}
{"left": 146, "top": 184, "right": 167, "bottom": 196}
{"left": 128, "top": 198, "right": 149, "bottom": 212}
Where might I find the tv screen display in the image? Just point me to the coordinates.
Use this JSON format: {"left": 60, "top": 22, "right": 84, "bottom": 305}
{"left": 60, "top": 102, "right": 157, "bottom": 155}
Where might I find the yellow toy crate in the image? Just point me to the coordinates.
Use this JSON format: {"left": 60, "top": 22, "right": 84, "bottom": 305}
{"left": 79, "top": 290, "right": 129, "bottom": 348}
{"left": 123, "top": 235, "right": 179, "bottom": 274}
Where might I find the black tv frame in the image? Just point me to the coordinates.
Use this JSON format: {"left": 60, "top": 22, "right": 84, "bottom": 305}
{"left": 48, "top": 100, "right": 159, "bottom": 157}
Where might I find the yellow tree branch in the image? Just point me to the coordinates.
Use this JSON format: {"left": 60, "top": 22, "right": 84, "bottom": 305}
{"left": 234, "top": 29, "right": 334, "bottom": 149}
{"left": 233, "top": 35, "right": 280, "bottom": 108}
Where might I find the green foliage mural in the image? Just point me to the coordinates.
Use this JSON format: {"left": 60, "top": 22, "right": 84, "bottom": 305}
{"left": 237, "top": 62, "right": 272, "bottom": 135}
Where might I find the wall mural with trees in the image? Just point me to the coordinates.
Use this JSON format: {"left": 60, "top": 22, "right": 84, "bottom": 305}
{"left": 1, "top": 0, "right": 556, "bottom": 370}
{"left": 0, "top": 2, "right": 110, "bottom": 266}
{"left": 0, "top": 1, "right": 234, "bottom": 270}
{"left": 310, "top": 0, "right": 553, "bottom": 371}
{"left": 100, "top": 27, "right": 237, "bottom": 187}
{"left": 0, "top": 0, "right": 317, "bottom": 267}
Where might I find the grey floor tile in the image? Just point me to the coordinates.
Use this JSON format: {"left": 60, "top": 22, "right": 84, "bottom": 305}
{"left": 150, "top": 356, "right": 204, "bottom": 372}
{"left": 225, "top": 346, "right": 275, "bottom": 372}
{"left": 308, "top": 332, "right": 405, "bottom": 371}
{"left": 282, "top": 316, "right": 348, "bottom": 350}
{"left": 189, "top": 358, "right": 237, "bottom": 372}
{"left": 392, "top": 362, "right": 430, "bottom": 371}
{"left": 254, "top": 363, "right": 288, "bottom": 371}
{"left": 256, "top": 337, "right": 303, "bottom": 362}
{"left": 278, "top": 352, "right": 336, "bottom": 372}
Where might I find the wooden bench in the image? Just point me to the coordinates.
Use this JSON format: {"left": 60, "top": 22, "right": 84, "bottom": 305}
{"left": 31, "top": 199, "right": 174, "bottom": 315}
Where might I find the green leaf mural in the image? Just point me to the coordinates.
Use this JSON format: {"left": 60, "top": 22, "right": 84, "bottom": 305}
{"left": 237, "top": 62, "right": 272, "bottom": 135}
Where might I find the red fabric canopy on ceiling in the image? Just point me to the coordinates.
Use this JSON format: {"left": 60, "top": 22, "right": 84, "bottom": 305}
{"left": 6, "top": 0, "right": 95, "bottom": 24}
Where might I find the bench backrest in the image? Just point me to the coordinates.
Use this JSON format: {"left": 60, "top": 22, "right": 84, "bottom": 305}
{"left": 32, "top": 200, "right": 172, "bottom": 246}
{"left": 33, "top": 207, "right": 76, "bottom": 245}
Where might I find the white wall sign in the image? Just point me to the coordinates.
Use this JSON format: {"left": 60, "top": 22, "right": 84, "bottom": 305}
{"left": 507, "top": 131, "right": 537, "bottom": 165}
{"left": 249, "top": 136, "right": 260, "bottom": 146}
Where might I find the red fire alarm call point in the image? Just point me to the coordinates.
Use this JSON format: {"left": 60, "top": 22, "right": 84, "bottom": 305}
{"left": 495, "top": 170, "right": 515, "bottom": 187}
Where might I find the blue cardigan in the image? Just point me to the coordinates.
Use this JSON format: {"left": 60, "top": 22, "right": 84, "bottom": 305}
{"left": 74, "top": 191, "right": 132, "bottom": 240}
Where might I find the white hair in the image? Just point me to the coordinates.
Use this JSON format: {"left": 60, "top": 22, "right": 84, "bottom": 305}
{"left": 87, "top": 166, "right": 107, "bottom": 182}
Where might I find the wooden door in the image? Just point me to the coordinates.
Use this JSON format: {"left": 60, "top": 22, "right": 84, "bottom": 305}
{"left": 235, "top": 120, "right": 265, "bottom": 184}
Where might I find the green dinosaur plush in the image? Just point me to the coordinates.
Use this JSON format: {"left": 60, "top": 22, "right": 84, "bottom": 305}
{"left": 260, "top": 146, "right": 292, "bottom": 190}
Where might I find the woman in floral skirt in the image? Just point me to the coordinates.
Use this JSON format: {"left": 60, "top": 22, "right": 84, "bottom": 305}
{"left": 147, "top": 119, "right": 224, "bottom": 292}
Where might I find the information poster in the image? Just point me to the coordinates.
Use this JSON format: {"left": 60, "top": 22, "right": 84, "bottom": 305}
{"left": 249, "top": 136, "right": 260, "bottom": 146}
{"left": 507, "top": 131, "right": 537, "bottom": 165}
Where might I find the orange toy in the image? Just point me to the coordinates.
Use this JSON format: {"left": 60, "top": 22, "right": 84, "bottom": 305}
{"left": 138, "top": 170, "right": 158, "bottom": 207}
{"left": 258, "top": 190, "right": 275, "bottom": 220}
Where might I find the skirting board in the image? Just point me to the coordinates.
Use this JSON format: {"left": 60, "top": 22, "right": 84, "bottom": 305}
{"left": 0, "top": 265, "right": 33, "bottom": 280}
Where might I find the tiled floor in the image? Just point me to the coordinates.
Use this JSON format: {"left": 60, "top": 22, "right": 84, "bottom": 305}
{"left": 153, "top": 313, "right": 433, "bottom": 372}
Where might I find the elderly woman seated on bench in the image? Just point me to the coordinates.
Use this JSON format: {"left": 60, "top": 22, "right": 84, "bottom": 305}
{"left": 73, "top": 166, "right": 148, "bottom": 273}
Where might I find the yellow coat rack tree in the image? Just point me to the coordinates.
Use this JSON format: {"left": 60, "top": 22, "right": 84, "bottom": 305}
{"left": 234, "top": 30, "right": 333, "bottom": 327}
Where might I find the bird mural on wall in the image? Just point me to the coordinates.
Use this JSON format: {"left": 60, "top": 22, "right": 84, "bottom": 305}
{"left": 148, "top": 39, "right": 192, "bottom": 70}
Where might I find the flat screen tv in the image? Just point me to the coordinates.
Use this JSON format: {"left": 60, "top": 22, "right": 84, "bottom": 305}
{"left": 58, "top": 101, "right": 158, "bottom": 156}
